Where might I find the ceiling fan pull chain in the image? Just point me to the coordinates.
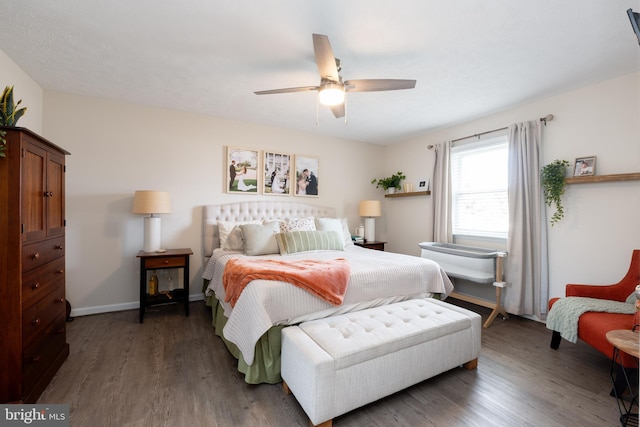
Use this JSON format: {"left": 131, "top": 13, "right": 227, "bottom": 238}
{"left": 315, "top": 94, "right": 320, "bottom": 127}
{"left": 344, "top": 95, "right": 348, "bottom": 126}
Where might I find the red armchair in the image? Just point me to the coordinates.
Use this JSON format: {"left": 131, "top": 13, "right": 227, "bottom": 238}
{"left": 548, "top": 250, "right": 640, "bottom": 368}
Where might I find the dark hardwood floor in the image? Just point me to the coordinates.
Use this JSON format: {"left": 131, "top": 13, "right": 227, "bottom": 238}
{"left": 38, "top": 299, "right": 630, "bottom": 426}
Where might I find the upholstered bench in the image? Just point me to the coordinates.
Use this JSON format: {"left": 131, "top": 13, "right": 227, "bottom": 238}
{"left": 281, "top": 298, "right": 481, "bottom": 427}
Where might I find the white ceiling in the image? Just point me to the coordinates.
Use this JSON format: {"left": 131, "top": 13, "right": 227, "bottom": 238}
{"left": 1, "top": 1, "right": 639, "bottom": 145}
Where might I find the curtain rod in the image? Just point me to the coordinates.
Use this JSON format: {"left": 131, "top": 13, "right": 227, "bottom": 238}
{"left": 427, "top": 114, "right": 554, "bottom": 149}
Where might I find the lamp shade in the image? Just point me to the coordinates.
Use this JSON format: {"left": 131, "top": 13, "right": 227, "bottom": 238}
{"left": 133, "top": 191, "right": 172, "bottom": 215}
{"left": 359, "top": 200, "right": 381, "bottom": 217}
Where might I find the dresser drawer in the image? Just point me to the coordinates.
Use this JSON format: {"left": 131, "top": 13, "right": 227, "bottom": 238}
{"left": 22, "top": 286, "right": 66, "bottom": 349}
{"left": 22, "top": 236, "right": 65, "bottom": 272}
{"left": 22, "top": 313, "right": 66, "bottom": 393}
{"left": 144, "top": 255, "right": 187, "bottom": 269}
{"left": 22, "top": 257, "right": 66, "bottom": 310}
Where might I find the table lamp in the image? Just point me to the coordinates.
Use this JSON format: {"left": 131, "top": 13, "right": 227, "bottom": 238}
{"left": 133, "top": 190, "right": 172, "bottom": 252}
{"left": 358, "top": 200, "right": 381, "bottom": 242}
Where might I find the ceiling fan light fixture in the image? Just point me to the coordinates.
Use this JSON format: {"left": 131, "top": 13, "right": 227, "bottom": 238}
{"left": 318, "top": 83, "right": 345, "bottom": 106}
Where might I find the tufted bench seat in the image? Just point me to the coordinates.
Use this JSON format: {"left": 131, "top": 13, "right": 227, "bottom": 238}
{"left": 281, "top": 298, "right": 481, "bottom": 427}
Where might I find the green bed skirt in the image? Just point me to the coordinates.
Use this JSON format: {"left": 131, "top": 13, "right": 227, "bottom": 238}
{"left": 205, "top": 288, "right": 285, "bottom": 384}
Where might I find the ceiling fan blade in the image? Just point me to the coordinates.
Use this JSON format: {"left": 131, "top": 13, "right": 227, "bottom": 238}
{"left": 312, "top": 34, "right": 340, "bottom": 82}
{"left": 254, "top": 86, "right": 319, "bottom": 95}
{"left": 330, "top": 103, "right": 345, "bottom": 118}
{"left": 344, "top": 79, "right": 416, "bottom": 92}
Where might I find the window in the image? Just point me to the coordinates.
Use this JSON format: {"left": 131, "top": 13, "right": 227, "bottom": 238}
{"left": 451, "top": 135, "right": 508, "bottom": 240}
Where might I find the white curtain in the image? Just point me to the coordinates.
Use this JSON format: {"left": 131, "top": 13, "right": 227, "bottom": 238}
{"left": 504, "top": 120, "right": 549, "bottom": 318}
{"left": 432, "top": 141, "right": 452, "bottom": 243}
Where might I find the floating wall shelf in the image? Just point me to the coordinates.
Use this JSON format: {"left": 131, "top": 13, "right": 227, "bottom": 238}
{"left": 565, "top": 172, "right": 640, "bottom": 185}
{"left": 384, "top": 191, "right": 431, "bottom": 198}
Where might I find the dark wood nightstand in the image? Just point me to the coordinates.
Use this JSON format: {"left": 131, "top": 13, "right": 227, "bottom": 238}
{"left": 354, "top": 241, "right": 386, "bottom": 251}
{"left": 137, "top": 248, "right": 193, "bottom": 323}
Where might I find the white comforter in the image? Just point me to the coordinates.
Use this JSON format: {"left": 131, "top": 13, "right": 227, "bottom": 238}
{"left": 203, "top": 245, "right": 454, "bottom": 364}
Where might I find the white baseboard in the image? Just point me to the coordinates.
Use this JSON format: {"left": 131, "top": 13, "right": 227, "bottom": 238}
{"left": 69, "top": 293, "right": 205, "bottom": 317}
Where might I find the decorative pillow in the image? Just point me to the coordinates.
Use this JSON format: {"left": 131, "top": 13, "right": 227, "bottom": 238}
{"left": 280, "top": 216, "right": 316, "bottom": 233}
{"left": 275, "top": 230, "right": 345, "bottom": 255}
{"left": 240, "top": 221, "right": 281, "bottom": 256}
{"left": 218, "top": 220, "right": 262, "bottom": 251}
{"left": 315, "top": 217, "right": 353, "bottom": 247}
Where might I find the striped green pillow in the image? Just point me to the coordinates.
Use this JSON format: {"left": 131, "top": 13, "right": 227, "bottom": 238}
{"left": 275, "top": 230, "right": 344, "bottom": 255}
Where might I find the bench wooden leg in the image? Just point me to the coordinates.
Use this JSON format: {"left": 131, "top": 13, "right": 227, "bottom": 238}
{"left": 310, "top": 420, "right": 332, "bottom": 427}
{"left": 283, "top": 380, "right": 291, "bottom": 395}
{"left": 463, "top": 358, "right": 478, "bottom": 370}
{"left": 550, "top": 330, "right": 561, "bottom": 349}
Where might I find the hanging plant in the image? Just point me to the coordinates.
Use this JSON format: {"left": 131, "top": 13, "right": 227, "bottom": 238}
{"left": 0, "top": 85, "right": 28, "bottom": 158}
{"left": 541, "top": 159, "right": 570, "bottom": 225}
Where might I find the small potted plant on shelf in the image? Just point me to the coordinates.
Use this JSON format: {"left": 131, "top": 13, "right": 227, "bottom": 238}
{"left": 0, "top": 85, "right": 28, "bottom": 158}
{"left": 371, "top": 171, "right": 406, "bottom": 194}
{"left": 541, "top": 159, "right": 570, "bottom": 226}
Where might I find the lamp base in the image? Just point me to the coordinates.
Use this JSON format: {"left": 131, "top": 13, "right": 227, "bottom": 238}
{"left": 143, "top": 216, "right": 162, "bottom": 252}
{"left": 364, "top": 217, "right": 376, "bottom": 242}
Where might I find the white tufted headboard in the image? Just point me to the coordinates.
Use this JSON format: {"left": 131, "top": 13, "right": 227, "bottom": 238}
{"left": 203, "top": 201, "right": 336, "bottom": 259}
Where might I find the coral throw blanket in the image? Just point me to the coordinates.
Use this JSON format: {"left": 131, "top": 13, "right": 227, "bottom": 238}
{"left": 223, "top": 258, "right": 350, "bottom": 307}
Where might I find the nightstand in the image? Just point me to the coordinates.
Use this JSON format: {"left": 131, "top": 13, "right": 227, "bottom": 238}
{"left": 137, "top": 248, "right": 193, "bottom": 323}
{"left": 354, "top": 241, "right": 386, "bottom": 251}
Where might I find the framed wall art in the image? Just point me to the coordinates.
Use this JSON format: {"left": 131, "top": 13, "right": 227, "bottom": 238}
{"left": 573, "top": 156, "right": 596, "bottom": 176}
{"left": 294, "top": 155, "right": 319, "bottom": 197}
{"left": 263, "top": 151, "right": 292, "bottom": 196}
{"left": 226, "top": 147, "right": 260, "bottom": 194}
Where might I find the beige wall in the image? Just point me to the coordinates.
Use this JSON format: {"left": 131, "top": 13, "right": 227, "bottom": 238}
{"left": 381, "top": 72, "right": 640, "bottom": 301}
{"left": 3, "top": 46, "right": 638, "bottom": 315}
{"left": 0, "top": 49, "right": 43, "bottom": 133}
{"left": 42, "top": 92, "right": 384, "bottom": 314}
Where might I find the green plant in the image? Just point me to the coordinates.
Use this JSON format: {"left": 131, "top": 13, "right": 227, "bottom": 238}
{"left": 0, "top": 85, "right": 27, "bottom": 158}
{"left": 371, "top": 171, "right": 406, "bottom": 190}
{"left": 541, "top": 159, "right": 570, "bottom": 225}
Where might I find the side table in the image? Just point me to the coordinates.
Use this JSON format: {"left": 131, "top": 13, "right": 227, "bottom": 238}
{"left": 606, "top": 329, "right": 639, "bottom": 427}
{"left": 137, "top": 248, "right": 193, "bottom": 323}
{"left": 354, "top": 241, "right": 386, "bottom": 251}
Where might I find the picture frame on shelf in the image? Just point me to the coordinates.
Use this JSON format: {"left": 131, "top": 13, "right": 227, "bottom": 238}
{"left": 263, "top": 151, "right": 292, "bottom": 196}
{"left": 226, "top": 146, "right": 260, "bottom": 194}
{"left": 416, "top": 178, "right": 430, "bottom": 192}
{"left": 294, "top": 155, "right": 319, "bottom": 197}
{"left": 573, "top": 156, "right": 596, "bottom": 176}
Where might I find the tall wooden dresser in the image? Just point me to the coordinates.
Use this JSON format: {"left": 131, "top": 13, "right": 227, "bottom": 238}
{"left": 0, "top": 127, "right": 70, "bottom": 403}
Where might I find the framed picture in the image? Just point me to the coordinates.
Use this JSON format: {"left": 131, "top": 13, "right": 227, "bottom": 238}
{"left": 263, "top": 151, "right": 292, "bottom": 196}
{"left": 294, "top": 155, "right": 319, "bottom": 197}
{"left": 416, "top": 178, "right": 430, "bottom": 192}
{"left": 573, "top": 156, "right": 596, "bottom": 176}
{"left": 226, "top": 147, "right": 260, "bottom": 194}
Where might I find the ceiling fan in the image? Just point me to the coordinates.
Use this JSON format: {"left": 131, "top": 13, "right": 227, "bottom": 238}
{"left": 254, "top": 34, "right": 416, "bottom": 118}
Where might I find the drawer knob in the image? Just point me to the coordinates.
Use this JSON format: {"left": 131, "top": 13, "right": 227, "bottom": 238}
{"left": 56, "top": 297, "right": 64, "bottom": 304}
{"left": 56, "top": 269, "right": 64, "bottom": 274}
{"left": 55, "top": 244, "right": 64, "bottom": 250}
{"left": 32, "top": 356, "right": 41, "bottom": 363}
{"left": 44, "top": 191, "right": 54, "bottom": 197}
{"left": 32, "top": 318, "right": 41, "bottom": 326}
{"left": 31, "top": 252, "right": 40, "bottom": 260}
{"left": 32, "top": 282, "right": 40, "bottom": 290}
{"left": 163, "top": 260, "right": 169, "bottom": 264}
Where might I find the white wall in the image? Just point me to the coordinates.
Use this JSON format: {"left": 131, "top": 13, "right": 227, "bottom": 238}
{"left": 0, "top": 49, "right": 43, "bottom": 133}
{"left": 42, "top": 91, "right": 384, "bottom": 315}
{"left": 381, "top": 72, "right": 640, "bottom": 302}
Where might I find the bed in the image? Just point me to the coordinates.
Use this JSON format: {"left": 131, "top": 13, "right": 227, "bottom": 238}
{"left": 202, "top": 201, "right": 454, "bottom": 383}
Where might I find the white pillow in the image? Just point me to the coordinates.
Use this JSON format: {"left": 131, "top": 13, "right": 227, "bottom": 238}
{"left": 314, "top": 217, "right": 353, "bottom": 248}
{"left": 218, "top": 220, "right": 261, "bottom": 251}
{"left": 280, "top": 216, "right": 316, "bottom": 233}
{"left": 240, "top": 221, "right": 281, "bottom": 256}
